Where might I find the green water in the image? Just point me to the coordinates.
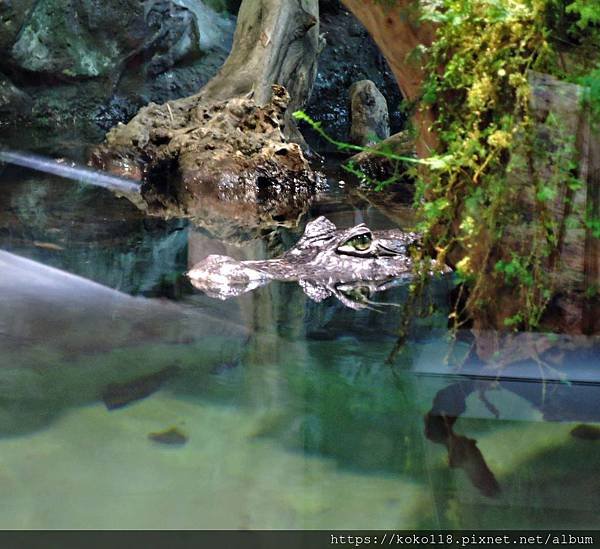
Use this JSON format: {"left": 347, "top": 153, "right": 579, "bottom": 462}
{"left": 0, "top": 164, "right": 599, "bottom": 529}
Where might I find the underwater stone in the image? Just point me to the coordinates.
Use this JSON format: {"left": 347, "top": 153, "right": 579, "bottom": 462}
{"left": 148, "top": 427, "right": 189, "bottom": 446}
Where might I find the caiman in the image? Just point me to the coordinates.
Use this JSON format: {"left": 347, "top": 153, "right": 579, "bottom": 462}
{"left": 187, "top": 216, "right": 446, "bottom": 309}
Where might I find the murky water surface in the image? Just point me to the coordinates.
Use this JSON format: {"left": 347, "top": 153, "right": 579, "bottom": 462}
{"left": 0, "top": 157, "right": 599, "bottom": 529}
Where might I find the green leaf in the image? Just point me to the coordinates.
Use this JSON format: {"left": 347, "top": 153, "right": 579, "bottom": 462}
{"left": 536, "top": 185, "right": 557, "bottom": 202}
{"left": 423, "top": 154, "right": 454, "bottom": 170}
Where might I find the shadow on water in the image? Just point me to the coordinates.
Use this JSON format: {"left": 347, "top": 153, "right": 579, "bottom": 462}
{"left": 1, "top": 152, "right": 600, "bottom": 529}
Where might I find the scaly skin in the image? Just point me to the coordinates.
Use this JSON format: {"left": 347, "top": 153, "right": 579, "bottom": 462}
{"left": 187, "top": 216, "right": 438, "bottom": 308}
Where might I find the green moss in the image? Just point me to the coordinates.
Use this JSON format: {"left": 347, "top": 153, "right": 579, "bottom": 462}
{"left": 414, "top": 0, "right": 598, "bottom": 330}
{"left": 297, "top": 0, "right": 599, "bottom": 332}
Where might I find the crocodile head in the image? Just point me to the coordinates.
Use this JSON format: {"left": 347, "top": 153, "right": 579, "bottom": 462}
{"left": 274, "top": 216, "right": 417, "bottom": 280}
{"left": 187, "top": 216, "right": 430, "bottom": 308}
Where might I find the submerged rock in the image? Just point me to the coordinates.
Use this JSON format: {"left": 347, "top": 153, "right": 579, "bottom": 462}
{"left": 148, "top": 427, "right": 189, "bottom": 446}
{"left": 571, "top": 424, "right": 600, "bottom": 441}
{"left": 0, "top": 250, "right": 248, "bottom": 436}
{"left": 102, "top": 366, "right": 181, "bottom": 410}
{"left": 349, "top": 80, "right": 389, "bottom": 146}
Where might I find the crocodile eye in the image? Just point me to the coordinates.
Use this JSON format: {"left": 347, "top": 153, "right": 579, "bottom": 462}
{"left": 346, "top": 234, "right": 372, "bottom": 251}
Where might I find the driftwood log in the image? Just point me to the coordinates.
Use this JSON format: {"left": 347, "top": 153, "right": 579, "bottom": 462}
{"left": 91, "top": 0, "right": 323, "bottom": 236}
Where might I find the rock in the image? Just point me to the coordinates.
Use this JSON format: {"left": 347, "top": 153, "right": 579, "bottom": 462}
{"left": 345, "top": 130, "right": 417, "bottom": 213}
{"left": 340, "top": 0, "right": 438, "bottom": 156}
{"left": 1, "top": 0, "right": 235, "bottom": 135}
{"left": 0, "top": 72, "right": 31, "bottom": 122}
{"left": 142, "top": 0, "right": 234, "bottom": 77}
{"left": 11, "top": 0, "right": 146, "bottom": 78}
{"left": 9, "top": 0, "right": 233, "bottom": 80}
{"left": 348, "top": 130, "right": 414, "bottom": 180}
{"left": 349, "top": 80, "right": 390, "bottom": 146}
{"left": 170, "top": 0, "right": 235, "bottom": 53}
{"left": 301, "top": 1, "right": 403, "bottom": 151}
{"left": 114, "top": 1, "right": 234, "bottom": 108}
{"left": 148, "top": 427, "right": 188, "bottom": 446}
{"left": 0, "top": 0, "right": 36, "bottom": 51}
{"left": 142, "top": 1, "right": 203, "bottom": 78}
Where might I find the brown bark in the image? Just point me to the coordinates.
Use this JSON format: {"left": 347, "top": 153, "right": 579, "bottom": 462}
{"left": 199, "top": 0, "right": 321, "bottom": 111}
{"left": 472, "top": 73, "right": 600, "bottom": 361}
{"left": 341, "top": 0, "right": 438, "bottom": 156}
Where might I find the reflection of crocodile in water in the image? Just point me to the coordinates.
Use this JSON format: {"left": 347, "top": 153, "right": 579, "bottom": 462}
{"left": 187, "top": 216, "right": 445, "bottom": 309}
